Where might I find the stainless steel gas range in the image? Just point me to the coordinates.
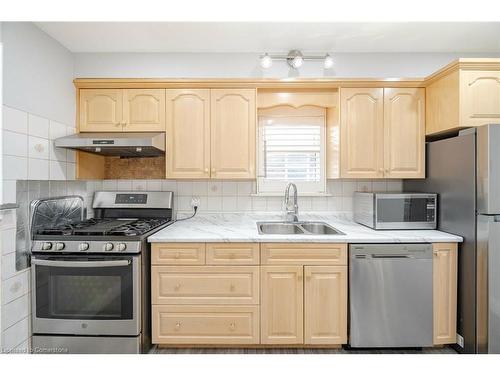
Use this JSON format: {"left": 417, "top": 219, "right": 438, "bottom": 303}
{"left": 30, "top": 191, "right": 174, "bottom": 354}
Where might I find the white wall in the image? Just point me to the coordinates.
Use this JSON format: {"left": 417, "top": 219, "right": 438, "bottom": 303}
{"left": 1, "top": 22, "right": 76, "bottom": 354}
{"left": 2, "top": 22, "right": 74, "bottom": 125}
{"left": 74, "top": 52, "right": 500, "bottom": 79}
{"left": 2, "top": 22, "right": 77, "bottom": 205}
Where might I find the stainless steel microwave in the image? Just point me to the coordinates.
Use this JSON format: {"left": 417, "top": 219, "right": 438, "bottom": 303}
{"left": 353, "top": 192, "right": 437, "bottom": 230}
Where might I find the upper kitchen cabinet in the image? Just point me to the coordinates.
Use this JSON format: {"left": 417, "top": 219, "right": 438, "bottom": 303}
{"left": 340, "top": 87, "right": 425, "bottom": 179}
{"left": 340, "top": 88, "right": 384, "bottom": 179}
{"left": 211, "top": 89, "right": 256, "bottom": 179}
{"left": 79, "top": 88, "right": 166, "bottom": 132}
{"left": 79, "top": 89, "right": 123, "bottom": 132}
{"left": 165, "top": 89, "right": 211, "bottom": 179}
{"left": 123, "top": 89, "right": 166, "bottom": 132}
{"left": 384, "top": 88, "right": 425, "bottom": 179}
{"left": 426, "top": 59, "right": 500, "bottom": 136}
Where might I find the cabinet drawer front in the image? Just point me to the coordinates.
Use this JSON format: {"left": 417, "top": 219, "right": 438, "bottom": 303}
{"left": 206, "top": 243, "right": 260, "bottom": 265}
{"left": 261, "top": 243, "right": 347, "bottom": 265}
{"left": 152, "top": 266, "right": 259, "bottom": 304}
{"left": 152, "top": 305, "right": 259, "bottom": 345}
{"left": 151, "top": 243, "right": 205, "bottom": 265}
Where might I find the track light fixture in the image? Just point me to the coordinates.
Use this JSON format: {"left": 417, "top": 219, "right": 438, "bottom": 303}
{"left": 259, "top": 50, "right": 334, "bottom": 70}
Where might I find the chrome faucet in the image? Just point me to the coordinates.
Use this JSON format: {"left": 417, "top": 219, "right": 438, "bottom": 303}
{"left": 284, "top": 182, "right": 299, "bottom": 222}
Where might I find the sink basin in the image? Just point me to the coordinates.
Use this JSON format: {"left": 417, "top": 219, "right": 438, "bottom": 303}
{"left": 301, "top": 222, "right": 344, "bottom": 235}
{"left": 257, "top": 221, "right": 344, "bottom": 235}
{"left": 257, "top": 222, "right": 305, "bottom": 235}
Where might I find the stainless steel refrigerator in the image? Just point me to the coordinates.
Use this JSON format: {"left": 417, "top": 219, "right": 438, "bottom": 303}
{"left": 405, "top": 124, "right": 500, "bottom": 354}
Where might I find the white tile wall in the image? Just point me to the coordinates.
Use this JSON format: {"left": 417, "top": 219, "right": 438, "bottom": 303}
{"left": 2, "top": 105, "right": 77, "bottom": 204}
{"left": 84, "top": 178, "right": 403, "bottom": 217}
{"left": 1, "top": 209, "right": 32, "bottom": 353}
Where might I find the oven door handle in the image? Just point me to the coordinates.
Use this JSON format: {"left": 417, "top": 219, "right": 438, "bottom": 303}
{"left": 31, "top": 259, "right": 131, "bottom": 268}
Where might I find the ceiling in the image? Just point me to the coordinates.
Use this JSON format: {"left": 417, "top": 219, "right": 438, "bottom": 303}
{"left": 35, "top": 22, "right": 500, "bottom": 53}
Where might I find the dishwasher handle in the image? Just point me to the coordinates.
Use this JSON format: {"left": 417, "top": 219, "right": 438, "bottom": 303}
{"left": 371, "top": 254, "right": 412, "bottom": 259}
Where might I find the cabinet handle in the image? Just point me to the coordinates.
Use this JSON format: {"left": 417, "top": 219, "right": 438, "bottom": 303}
{"left": 175, "top": 322, "right": 181, "bottom": 331}
{"left": 229, "top": 322, "right": 236, "bottom": 331}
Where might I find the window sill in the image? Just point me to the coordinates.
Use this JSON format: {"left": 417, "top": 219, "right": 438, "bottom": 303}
{"left": 251, "top": 193, "right": 332, "bottom": 197}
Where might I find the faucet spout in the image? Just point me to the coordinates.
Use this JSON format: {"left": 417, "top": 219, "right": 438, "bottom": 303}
{"left": 284, "top": 183, "right": 299, "bottom": 222}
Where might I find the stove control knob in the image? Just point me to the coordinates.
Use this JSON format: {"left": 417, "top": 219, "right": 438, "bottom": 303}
{"left": 78, "top": 242, "right": 90, "bottom": 252}
{"left": 41, "top": 242, "right": 53, "bottom": 251}
{"left": 117, "top": 243, "right": 127, "bottom": 252}
{"left": 55, "top": 242, "right": 65, "bottom": 251}
{"left": 103, "top": 243, "right": 114, "bottom": 252}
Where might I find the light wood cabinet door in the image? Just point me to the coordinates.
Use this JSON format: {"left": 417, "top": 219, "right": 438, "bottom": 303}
{"left": 261, "top": 243, "right": 347, "bottom": 266}
{"left": 165, "top": 89, "right": 211, "bottom": 179}
{"left": 79, "top": 89, "right": 123, "bottom": 132}
{"left": 152, "top": 266, "right": 259, "bottom": 305}
{"left": 261, "top": 266, "right": 303, "bottom": 344}
{"left": 152, "top": 305, "right": 259, "bottom": 345}
{"left": 304, "top": 266, "right": 347, "bottom": 345}
{"left": 461, "top": 71, "right": 500, "bottom": 127}
{"left": 206, "top": 243, "right": 260, "bottom": 265}
{"left": 123, "top": 89, "right": 165, "bottom": 132}
{"left": 151, "top": 243, "right": 206, "bottom": 265}
{"left": 340, "top": 88, "right": 384, "bottom": 178}
{"left": 433, "top": 243, "right": 458, "bottom": 345}
{"left": 383, "top": 88, "right": 425, "bottom": 178}
{"left": 211, "top": 89, "right": 256, "bottom": 179}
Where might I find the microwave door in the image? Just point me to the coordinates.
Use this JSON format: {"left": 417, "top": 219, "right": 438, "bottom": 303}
{"left": 375, "top": 196, "right": 435, "bottom": 230}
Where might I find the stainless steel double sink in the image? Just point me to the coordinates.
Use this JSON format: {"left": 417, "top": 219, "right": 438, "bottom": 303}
{"left": 257, "top": 221, "right": 345, "bottom": 235}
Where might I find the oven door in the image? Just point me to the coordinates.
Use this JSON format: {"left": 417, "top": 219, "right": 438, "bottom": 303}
{"left": 31, "top": 255, "right": 140, "bottom": 336}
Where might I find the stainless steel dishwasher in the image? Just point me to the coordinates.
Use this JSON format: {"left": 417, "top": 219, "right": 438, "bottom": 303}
{"left": 349, "top": 244, "right": 433, "bottom": 348}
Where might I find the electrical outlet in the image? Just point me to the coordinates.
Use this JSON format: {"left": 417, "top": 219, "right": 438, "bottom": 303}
{"left": 190, "top": 196, "right": 200, "bottom": 208}
{"left": 456, "top": 333, "right": 464, "bottom": 348}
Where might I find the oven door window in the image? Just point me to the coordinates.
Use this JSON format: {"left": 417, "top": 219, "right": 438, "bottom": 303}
{"left": 35, "top": 257, "right": 133, "bottom": 320}
{"left": 377, "top": 198, "right": 429, "bottom": 223}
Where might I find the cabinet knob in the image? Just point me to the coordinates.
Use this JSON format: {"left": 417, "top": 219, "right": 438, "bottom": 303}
{"left": 204, "top": 168, "right": 209, "bottom": 173}
{"left": 306, "top": 276, "right": 312, "bottom": 281}
{"left": 175, "top": 252, "right": 180, "bottom": 259}
{"left": 175, "top": 322, "right": 181, "bottom": 330}
{"left": 229, "top": 322, "right": 236, "bottom": 331}
{"left": 174, "top": 283, "right": 182, "bottom": 291}
{"left": 229, "top": 283, "right": 235, "bottom": 292}
{"left": 297, "top": 275, "right": 303, "bottom": 282}
{"left": 115, "top": 122, "right": 121, "bottom": 127}
{"left": 121, "top": 121, "right": 127, "bottom": 126}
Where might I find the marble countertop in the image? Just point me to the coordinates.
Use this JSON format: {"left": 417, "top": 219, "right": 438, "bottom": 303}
{"left": 148, "top": 213, "right": 463, "bottom": 243}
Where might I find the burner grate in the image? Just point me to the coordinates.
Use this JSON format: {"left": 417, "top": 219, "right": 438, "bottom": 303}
{"left": 36, "top": 217, "right": 170, "bottom": 237}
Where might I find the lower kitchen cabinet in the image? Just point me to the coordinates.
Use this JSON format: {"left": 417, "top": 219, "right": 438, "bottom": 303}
{"left": 433, "top": 242, "right": 458, "bottom": 345}
{"left": 150, "top": 241, "right": 456, "bottom": 347}
{"left": 152, "top": 305, "right": 260, "bottom": 345}
{"left": 304, "top": 266, "right": 347, "bottom": 345}
{"left": 260, "top": 266, "right": 304, "bottom": 344}
{"left": 260, "top": 265, "right": 348, "bottom": 345}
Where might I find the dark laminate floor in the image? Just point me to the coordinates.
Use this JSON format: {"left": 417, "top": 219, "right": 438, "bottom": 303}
{"left": 151, "top": 346, "right": 457, "bottom": 354}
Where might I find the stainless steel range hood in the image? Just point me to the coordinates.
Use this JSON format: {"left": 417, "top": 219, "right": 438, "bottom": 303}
{"left": 54, "top": 132, "right": 165, "bottom": 157}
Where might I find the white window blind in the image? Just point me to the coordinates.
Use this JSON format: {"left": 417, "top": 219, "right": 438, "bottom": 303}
{"left": 257, "top": 106, "right": 326, "bottom": 194}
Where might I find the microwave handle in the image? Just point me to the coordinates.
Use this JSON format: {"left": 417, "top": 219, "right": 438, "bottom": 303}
{"left": 31, "top": 259, "right": 131, "bottom": 268}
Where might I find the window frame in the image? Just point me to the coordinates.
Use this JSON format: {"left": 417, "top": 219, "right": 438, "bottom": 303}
{"left": 256, "top": 105, "right": 327, "bottom": 195}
